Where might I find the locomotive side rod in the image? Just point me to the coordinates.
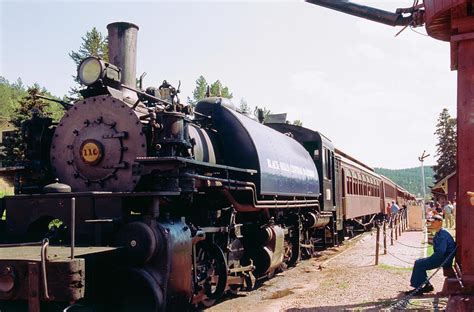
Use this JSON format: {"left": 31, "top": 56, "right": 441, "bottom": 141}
{"left": 305, "top": 0, "right": 417, "bottom": 27}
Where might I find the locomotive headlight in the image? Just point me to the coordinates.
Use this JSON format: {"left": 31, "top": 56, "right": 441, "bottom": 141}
{"left": 78, "top": 57, "right": 104, "bottom": 86}
{"left": 78, "top": 56, "right": 121, "bottom": 86}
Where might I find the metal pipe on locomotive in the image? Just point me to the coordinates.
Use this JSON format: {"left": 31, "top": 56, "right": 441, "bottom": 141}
{"left": 0, "top": 22, "right": 334, "bottom": 311}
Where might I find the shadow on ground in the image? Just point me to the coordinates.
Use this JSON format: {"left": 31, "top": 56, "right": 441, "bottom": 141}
{"left": 286, "top": 293, "right": 448, "bottom": 311}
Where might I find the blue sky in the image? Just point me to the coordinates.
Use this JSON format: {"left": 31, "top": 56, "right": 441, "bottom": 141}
{"left": 0, "top": 1, "right": 457, "bottom": 169}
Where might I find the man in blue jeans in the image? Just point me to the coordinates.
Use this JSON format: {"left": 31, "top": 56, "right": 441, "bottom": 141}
{"left": 406, "top": 214, "right": 456, "bottom": 295}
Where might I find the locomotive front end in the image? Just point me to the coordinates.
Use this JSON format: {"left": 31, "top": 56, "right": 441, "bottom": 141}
{"left": 50, "top": 94, "right": 147, "bottom": 191}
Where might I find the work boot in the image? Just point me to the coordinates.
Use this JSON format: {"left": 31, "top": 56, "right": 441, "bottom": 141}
{"left": 404, "top": 283, "right": 433, "bottom": 296}
{"left": 421, "top": 283, "right": 434, "bottom": 293}
{"left": 404, "top": 288, "right": 423, "bottom": 296}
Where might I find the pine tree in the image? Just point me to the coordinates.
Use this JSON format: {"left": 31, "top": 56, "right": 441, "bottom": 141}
{"left": 253, "top": 106, "right": 272, "bottom": 122}
{"left": 209, "top": 80, "right": 233, "bottom": 99}
{"left": 69, "top": 27, "right": 108, "bottom": 98}
{"left": 1, "top": 87, "right": 51, "bottom": 166}
{"left": 0, "top": 78, "right": 64, "bottom": 126}
{"left": 187, "top": 76, "right": 208, "bottom": 106}
{"left": 187, "top": 76, "right": 233, "bottom": 106}
{"left": 433, "top": 108, "right": 457, "bottom": 181}
{"left": 238, "top": 98, "right": 251, "bottom": 113}
{"left": 0, "top": 77, "right": 25, "bottom": 121}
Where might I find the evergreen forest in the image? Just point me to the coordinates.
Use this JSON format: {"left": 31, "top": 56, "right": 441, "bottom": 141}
{"left": 0, "top": 77, "right": 65, "bottom": 123}
{"left": 374, "top": 166, "right": 435, "bottom": 199}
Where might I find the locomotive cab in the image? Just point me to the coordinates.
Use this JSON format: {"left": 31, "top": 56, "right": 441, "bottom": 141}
{"left": 265, "top": 123, "right": 342, "bottom": 246}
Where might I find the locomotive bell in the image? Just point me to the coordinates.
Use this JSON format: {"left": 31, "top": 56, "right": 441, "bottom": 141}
{"left": 43, "top": 179, "right": 71, "bottom": 193}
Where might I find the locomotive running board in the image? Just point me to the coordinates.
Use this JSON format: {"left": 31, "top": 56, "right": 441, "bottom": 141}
{"left": 133, "top": 156, "right": 257, "bottom": 175}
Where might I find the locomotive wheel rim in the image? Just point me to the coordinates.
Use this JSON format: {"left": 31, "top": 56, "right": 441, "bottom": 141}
{"left": 300, "top": 231, "right": 316, "bottom": 259}
{"left": 195, "top": 242, "right": 227, "bottom": 305}
{"left": 50, "top": 95, "right": 146, "bottom": 192}
{"left": 287, "top": 222, "right": 301, "bottom": 266}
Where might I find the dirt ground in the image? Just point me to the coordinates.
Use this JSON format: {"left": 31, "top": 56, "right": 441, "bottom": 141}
{"left": 206, "top": 229, "right": 449, "bottom": 312}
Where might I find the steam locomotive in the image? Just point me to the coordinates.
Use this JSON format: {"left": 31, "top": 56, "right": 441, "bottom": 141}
{"left": 0, "top": 22, "right": 414, "bottom": 311}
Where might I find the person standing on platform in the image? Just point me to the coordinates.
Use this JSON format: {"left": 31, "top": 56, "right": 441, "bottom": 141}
{"left": 452, "top": 200, "right": 456, "bottom": 222}
{"left": 405, "top": 214, "right": 456, "bottom": 295}
{"left": 434, "top": 202, "right": 443, "bottom": 216}
{"left": 443, "top": 201, "right": 454, "bottom": 228}
{"left": 386, "top": 203, "right": 392, "bottom": 221}
{"left": 425, "top": 202, "right": 433, "bottom": 219}
{"left": 390, "top": 200, "right": 399, "bottom": 217}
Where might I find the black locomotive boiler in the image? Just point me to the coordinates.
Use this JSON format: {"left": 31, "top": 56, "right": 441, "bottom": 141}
{"left": 0, "top": 22, "right": 332, "bottom": 311}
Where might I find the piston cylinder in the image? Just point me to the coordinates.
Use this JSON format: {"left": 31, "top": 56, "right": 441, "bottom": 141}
{"left": 252, "top": 225, "right": 284, "bottom": 276}
{"left": 303, "top": 212, "right": 331, "bottom": 229}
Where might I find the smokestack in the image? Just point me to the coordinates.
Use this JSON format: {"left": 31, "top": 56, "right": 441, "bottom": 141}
{"left": 107, "top": 22, "right": 139, "bottom": 92}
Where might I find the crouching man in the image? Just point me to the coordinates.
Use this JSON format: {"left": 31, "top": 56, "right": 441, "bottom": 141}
{"left": 406, "top": 214, "right": 456, "bottom": 295}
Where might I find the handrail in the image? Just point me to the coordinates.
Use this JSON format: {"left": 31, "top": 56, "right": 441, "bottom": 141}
{"left": 41, "top": 238, "right": 50, "bottom": 300}
{"left": 0, "top": 239, "right": 51, "bottom": 300}
{"left": 71, "top": 197, "right": 75, "bottom": 259}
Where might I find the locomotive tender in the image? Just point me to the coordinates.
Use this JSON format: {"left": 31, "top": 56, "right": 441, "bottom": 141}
{"left": 0, "top": 22, "right": 414, "bottom": 311}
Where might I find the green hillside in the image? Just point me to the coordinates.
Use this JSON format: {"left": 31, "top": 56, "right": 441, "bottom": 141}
{"left": 374, "top": 166, "right": 434, "bottom": 198}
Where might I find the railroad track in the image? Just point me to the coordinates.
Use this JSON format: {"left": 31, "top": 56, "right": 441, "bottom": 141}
{"left": 204, "top": 230, "right": 373, "bottom": 310}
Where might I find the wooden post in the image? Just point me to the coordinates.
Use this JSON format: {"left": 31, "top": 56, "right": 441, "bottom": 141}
{"left": 383, "top": 220, "right": 387, "bottom": 255}
{"left": 403, "top": 210, "right": 406, "bottom": 231}
{"left": 375, "top": 223, "right": 380, "bottom": 265}
{"left": 405, "top": 209, "right": 408, "bottom": 230}
{"left": 400, "top": 211, "right": 404, "bottom": 232}
{"left": 399, "top": 214, "right": 402, "bottom": 236}
{"left": 390, "top": 221, "right": 394, "bottom": 246}
{"left": 406, "top": 209, "right": 409, "bottom": 229}
{"left": 403, "top": 208, "right": 408, "bottom": 232}
{"left": 28, "top": 262, "right": 40, "bottom": 312}
{"left": 456, "top": 38, "right": 474, "bottom": 289}
{"left": 395, "top": 216, "right": 398, "bottom": 240}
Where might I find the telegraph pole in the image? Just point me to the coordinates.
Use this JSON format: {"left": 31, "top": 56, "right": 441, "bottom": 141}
{"left": 418, "top": 150, "right": 430, "bottom": 226}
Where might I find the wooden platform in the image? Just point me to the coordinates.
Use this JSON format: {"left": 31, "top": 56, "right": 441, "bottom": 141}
{"left": 0, "top": 245, "right": 117, "bottom": 303}
{"left": 1, "top": 245, "right": 117, "bottom": 261}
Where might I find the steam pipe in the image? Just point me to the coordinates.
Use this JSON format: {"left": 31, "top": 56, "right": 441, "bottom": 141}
{"left": 306, "top": 0, "right": 413, "bottom": 27}
{"left": 107, "top": 22, "right": 139, "bottom": 96}
{"left": 185, "top": 173, "right": 319, "bottom": 211}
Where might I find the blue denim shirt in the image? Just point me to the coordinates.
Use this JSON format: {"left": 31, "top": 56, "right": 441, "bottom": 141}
{"left": 431, "top": 228, "right": 456, "bottom": 267}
